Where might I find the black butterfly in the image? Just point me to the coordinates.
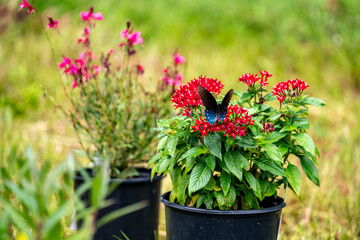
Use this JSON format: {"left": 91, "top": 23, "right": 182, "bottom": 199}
{"left": 197, "top": 86, "right": 234, "bottom": 125}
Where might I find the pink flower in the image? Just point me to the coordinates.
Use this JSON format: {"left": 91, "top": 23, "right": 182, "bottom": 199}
{"left": 136, "top": 65, "right": 144, "bottom": 75}
{"left": 93, "top": 65, "right": 101, "bottom": 75}
{"left": 174, "top": 53, "right": 185, "bottom": 65}
{"left": 19, "top": 0, "right": 35, "bottom": 15}
{"left": 121, "top": 29, "right": 143, "bottom": 45}
{"left": 80, "top": 7, "right": 103, "bottom": 25}
{"left": 47, "top": 17, "right": 59, "bottom": 29}
{"left": 108, "top": 49, "right": 115, "bottom": 55}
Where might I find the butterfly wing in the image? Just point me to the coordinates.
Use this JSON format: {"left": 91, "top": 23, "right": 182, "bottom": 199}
{"left": 218, "top": 89, "right": 234, "bottom": 121}
{"left": 197, "top": 86, "right": 218, "bottom": 125}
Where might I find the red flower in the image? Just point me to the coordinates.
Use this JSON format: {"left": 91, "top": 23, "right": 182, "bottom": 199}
{"left": 171, "top": 75, "right": 224, "bottom": 110}
{"left": 272, "top": 79, "right": 309, "bottom": 104}
{"left": 47, "top": 17, "right": 59, "bottom": 29}
{"left": 19, "top": 0, "right": 35, "bottom": 15}
{"left": 136, "top": 65, "right": 144, "bottom": 75}
{"left": 239, "top": 73, "right": 260, "bottom": 88}
{"left": 192, "top": 104, "right": 253, "bottom": 138}
{"left": 259, "top": 71, "right": 272, "bottom": 86}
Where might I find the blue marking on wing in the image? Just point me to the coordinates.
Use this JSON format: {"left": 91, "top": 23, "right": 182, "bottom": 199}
{"left": 205, "top": 109, "right": 218, "bottom": 125}
{"left": 218, "top": 110, "right": 227, "bottom": 121}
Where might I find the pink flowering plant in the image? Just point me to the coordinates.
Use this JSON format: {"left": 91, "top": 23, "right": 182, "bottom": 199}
{"left": 54, "top": 7, "right": 183, "bottom": 178}
{"left": 150, "top": 72, "right": 325, "bottom": 210}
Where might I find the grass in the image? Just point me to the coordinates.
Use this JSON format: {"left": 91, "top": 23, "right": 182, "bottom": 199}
{"left": 1, "top": 0, "right": 360, "bottom": 239}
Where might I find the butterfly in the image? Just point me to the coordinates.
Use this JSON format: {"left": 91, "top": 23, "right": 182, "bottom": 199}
{"left": 197, "top": 86, "right": 234, "bottom": 125}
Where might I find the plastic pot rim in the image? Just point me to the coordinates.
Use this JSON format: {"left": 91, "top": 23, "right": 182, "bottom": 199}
{"left": 160, "top": 191, "right": 286, "bottom": 216}
{"left": 75, "top": 167, "right": 164, "bottom": 184}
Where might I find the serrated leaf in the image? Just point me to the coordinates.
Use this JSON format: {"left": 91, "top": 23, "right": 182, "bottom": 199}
{"left": 204, "top": 133, "right": 222, "bottom": 159}
{"left": 263, "top": 143, "right": 283, "bottom": 163}
{"left": 179, "top": 147, "right": 206, "bottom": 161}
{"left": 205, "top": 155, "right": 216, "bottom": 171}
{"left": 244, "top": 172, "right": 261, "bottom": 198}
{"left": 188, "top": 162, "right": 212, "bottom": 195}
{"left": 220, "top": 171, "right": 231, "bottom": 195}
{"left": 253, "top": 159, "right": 286, "bottom": 176}
{"left": 294, "top": 133, "right": 315, "bottom": 155}
{"left": 167, "top": 136, "right": 178, "bottom": 157}
{"left": 224, "top": 151, "right": 244, "bottom": 181}
{"left": 300, "top": 156, "right": 319, "bottom": 186}
{"left": 302, "top": 97, "right": 326, "bottom": 107}
{"left": 286, "top": 163, "right": 302, "bottom": 196}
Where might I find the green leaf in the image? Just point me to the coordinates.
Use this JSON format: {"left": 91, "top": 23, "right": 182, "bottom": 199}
{"left": 225, "top": 186, "right": 236, "bottom": 207}
{"left": 263, "top": 132, "right": 287, "bottom": 144}
{"left": 185, "top": 157, "right": 196, "bottom": 174}
{"left": 224, "top": 151, "right": 244, "bottom": 181}
{"left": 235, "top": 136, "right": 256, "bottom": 148}
{"left": 205, "top": 155, "right": 216, "bottom": 171}
{"left": 148, "top": 152, "right": 162, "bottom": 166}
{"left": 204, "top": 133, "right": 222, "bottom": 159}
{"left": 300, "top": 156, "right": 320, "bottom": 186}
{"left": 196, "top": 194, "right": 206, "bottom": 208}
{"left": 278, "top": 145, "right": 289, "bottom": 157}
{"left": 214, "top": 190, "right": 225, "bottom": 206}
{"left": 220, "top": 171, "right": 231, "bottom": 196}
{"left": 268, "top": 112, "right": 282, "bottom": 122}
{"left": 253, "top": 159, "right": 286, "bottom": 176}
{"left": 205, "top": 176, "right": 216, "bottom": 191}
{"left": 157, "top": 157, "right": 171, "bottom": 174}
{"left": 302, "top": 97, "right": 326, "bottom": 107}
{"left": 157, "top": 136, "right": 168, "bottom": 151}
{"left": 188, "top": 162, "right": 212, "bottom": 195}
{"left": 167, "top": 136, "right": 178, "bottom": 157}
{"left": 204, "top": 194, "right": 213, "bottom": 209}
{"left": 177, "top": 175, "right": 190, "bottom": 205}
{"left": 286, "top": 163, "right": 302, "bottom": 196}
{"left": 294, "top": 133, "right": 315, "bottom": 155}
{"left": 244, "top": 171, "right": 261, "bottom": 198}
{"left": 179, "top": 147, "right": 207, "bottom": 161}
{"left": 263, "top": 143, "right": 283, "bottom": 163}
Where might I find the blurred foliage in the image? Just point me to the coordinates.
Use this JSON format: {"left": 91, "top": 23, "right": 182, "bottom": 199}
{"left": 0, "top": 0, "right": 360, "bottom": 239}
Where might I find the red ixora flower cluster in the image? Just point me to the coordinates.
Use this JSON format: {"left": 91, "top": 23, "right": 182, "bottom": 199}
{"left": 171, "top": 75, "right": 224, "bottom": 110}
{"left": 192, "top": 104, "right": 254, "bottom": 138}
{"left": 272, "top": 79, "right": 309, "bottom": 104}
{"left": 239, "top": 71, "right": 272, "bottom": 88}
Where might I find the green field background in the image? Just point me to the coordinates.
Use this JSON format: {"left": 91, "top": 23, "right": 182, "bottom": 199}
{"left": 1, "top": 0, "right": 359, "bottom": 239}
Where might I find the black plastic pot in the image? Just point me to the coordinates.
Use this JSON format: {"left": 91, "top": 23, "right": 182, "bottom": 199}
{"left": 160, "top": 192, "right": 286, "bottom": 240}
{"left": 75, "top": 168, "right": 163, "bottom": 240}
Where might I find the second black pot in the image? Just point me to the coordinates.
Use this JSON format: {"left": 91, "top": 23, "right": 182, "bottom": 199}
{"left": 161, "top": 192, "right": 286, "bottom": 240}
{"left": 75, "top": 168, "right": 163, "bottom": 240}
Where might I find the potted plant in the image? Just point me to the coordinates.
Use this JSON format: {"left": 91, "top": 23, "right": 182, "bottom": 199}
{"left": 51, "top": 6, "right": 185, "bottom": 240}
{"left": 150, "top": 73, "right": 325, "bottom": 239}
